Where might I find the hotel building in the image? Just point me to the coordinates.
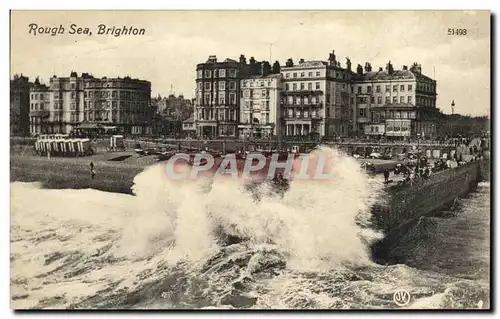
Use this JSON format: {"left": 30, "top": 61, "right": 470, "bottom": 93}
{"left": 280, "top": 50, "right": 352, "bottom": 138}
{"left": 238, "top": 71, "right": 283, "bottom": 139}
{"left": 352, "top": 62, "right": 438, "bottom": 139}
{"left": 10, "top": 74, "right": 32, "bottom": 136}
{"left": 29, "top": 72, "right": 151, "bottom": 135}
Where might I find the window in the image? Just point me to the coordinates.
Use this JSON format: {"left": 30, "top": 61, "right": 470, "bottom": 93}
{"left": 393, "top": 96, "right": 397, "bottom": 103}
{"left": 370, "top": 96, "right": 375, "bottom": 104}
{"left": 385, "top": 96, "right": 390, "bottom": 104}
{"left": 300, "top": 72, "right": 305, "bottom": 77}
{"left": 204, "top": 82, "right": 211, "bottom": 90}
{"left": 71, "top": 92, "right": 76, "bottom": 99}
{"left": 304, "top": 96, "right": 309, "bottom": 104}
{"left": 300, "top": 83, "right": 305, "bottom": 90}
{"left": 229, "top": 69, "right": 237, "bottom": 77}
{"left": 367, "top": 86, "right": 372, "bottom": 93}
{"left": 357, "top": 87, "right": 362, "bottom": 94}
{"left": 204, "top": 93, "right": 211, "bottom": 104}
{"left": 40, "top": 94, "right": 44, "bottom": 100}
{"left": 385, "top": 85, "right": 390, "bottom": 92}
{"left": 316, "top": 71, "right": 320, "bottom": 76}
{"left": 260, "top": 81, "right": 264, "bottom": 87}
{"left": 376, "top": 85, "right": 381, "bottom": 93}
{"left": 219, "top": 81, "right": 225, "bottom": 90}
{"left": 400, "top": 96, "right": 404, "bottom": 103}
{"left": 229, "top": 82, "right": 236, "bottom": 90}
{"left": 377, "top": 96, "right": 382, "bottom": 104}
{"left": 356, "top": 97, "right": 368, "bottom": 104}
{"left": 286, "top": 73, "right": 290, "bottom": 78}
{"left": 308, "top": 72, "right": 313, "bottom": 77}
{"left": 286, "top": 84, "right": 290, "bottom": 90}
{"left": 219, "top": 69, "right": 226, "bottom": 77}
{"left": 400, "top": 85, "right": 405, "bottom": 92}
{"left": 293, "top": 83, "right": 297, "bottom": 91}
{"left": 296, "top": 97, "right": 301, "bottom": 105}
{"left": 315, "top": 82, "right": 320, "bottom": 90}
{"left": 219, "top": 92, "right": 225, "bottom": 105}
{"left": 71, "top": 83, "right": 75, "bottom": 89}
{"left": 408, "top": 85, "right": 413, "bottom": 91}
{"left": 204, "top": 70, "right": 211, "bottom": 78}
{"left": 393, "top": 85, "right": 398, "bottom": 92}
{"left": 112, "top": 101, "right": 117, "bottom": 109}
{"left": 359, "top": 109, "right": 365, "bottom": 117}
{"left": 197, "top": 70, "right": 203, "bottom": 78}
{"left": 293, "top": 73, "right": 297, "bottom": 78}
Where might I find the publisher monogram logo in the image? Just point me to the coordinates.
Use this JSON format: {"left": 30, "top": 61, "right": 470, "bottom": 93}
{"left": 393, "top": 289, "right": 411, "bottom": 307}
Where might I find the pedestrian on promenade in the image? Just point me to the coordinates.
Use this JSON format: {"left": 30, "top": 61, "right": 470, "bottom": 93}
{"left": 383, "top": 169, "right": 390, "bottom": 183}
{"left": 90, "top": 162, "right": 96, "bottom": 180}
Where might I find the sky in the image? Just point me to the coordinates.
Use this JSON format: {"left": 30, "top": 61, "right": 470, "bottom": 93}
{"left": 10, "top": 10, "right": 490, "bottom": 116}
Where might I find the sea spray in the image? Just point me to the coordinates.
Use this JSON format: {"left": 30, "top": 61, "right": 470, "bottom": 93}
{"left": 118, "top": 146, "right": 385, "bottom": 270}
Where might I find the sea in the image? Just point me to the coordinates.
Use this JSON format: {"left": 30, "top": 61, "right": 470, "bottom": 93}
{"left": 10, "top": 147, "right": 490, "bottom": 309}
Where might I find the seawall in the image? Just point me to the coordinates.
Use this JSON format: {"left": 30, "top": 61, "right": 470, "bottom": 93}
{"left": 371, "top": 159, "right": 488, "bottom": 263}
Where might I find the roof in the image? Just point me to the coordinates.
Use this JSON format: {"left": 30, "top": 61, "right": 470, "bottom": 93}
{"left": 282, "top": 60, "right": 328, "bottom": 69}
{"left": 298, "top": 60, "right": 328, "bottom": 67}
{"left": 354, "top": 70, "right": 415, "bottom": 81}
{"left": 183, "top": 115, "right": 194, "bottom": 123}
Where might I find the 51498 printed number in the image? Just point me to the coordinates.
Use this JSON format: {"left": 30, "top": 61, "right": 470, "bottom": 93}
{"left": 448, "top": 28, "right": 467, "bottom": 36}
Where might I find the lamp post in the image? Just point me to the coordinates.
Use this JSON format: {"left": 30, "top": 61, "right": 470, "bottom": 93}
{"left": 450, "top": 100, "right": 455, "bottom": 138}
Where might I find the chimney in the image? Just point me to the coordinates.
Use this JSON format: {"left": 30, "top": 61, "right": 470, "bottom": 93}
{"left": 356, "top": 64, "right": 363, "bottom": 75}
{"left": 386, "top": 61, "right": 394, "bottom": 74}
{"left": 261, "top": 61, "right": 271, "bottom": 76}
{"left": 402, "top": 65, "right": 408, "bottom": 71}
{"left": 299, "top": 58, "right": 305, "bottom": 64}
{"left": 272, "top": 61, "right": 281, "bottom": 74}
{"left": 345, "top": 57, "right": 352, "bottom": 71}
{"left": 378, "top": 67, "right": 383, "bottom": 72}
{"left": 328, "top": 50, "right": 337, "bottom": 66}
{"left": 364, "top": 62, "right": 372, "bottom": 72}
{"left": 239, "top": 54, "right": 247, "bottom": 64}
{"left": 249, "top": 57, "right": 256, "bottom": 65}
{"left": 286, "top": 58, "right": 294, "bottom": 67}
{"left": 207, "top": 55, "right": 217, "bottom": 63}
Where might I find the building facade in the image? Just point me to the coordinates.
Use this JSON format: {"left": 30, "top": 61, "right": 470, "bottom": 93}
{"left": 280, "top": 51, "right": 352, "bottom": 138}
{"left": 28, "top": 72, "right": 151, "bottom": 136}
{"left": 10, "top": 74, "right": 32, "bottom": 136}
{"left": 29, "top": 78, "right": 50, "bottom": 135}
{"left": 194, "top": 55, "right": 241, "bottom": 138}
{"left": 238, "top": 73, "right": 282, "bottom": 139}
{"left": 353, "top": 62, "right": 438, "bottom": 139}
{"left": 192, "top": 52, "right": 438, "bottom": 140}
{"left": 151, "top": 94, "right": 194, "bottom": 136}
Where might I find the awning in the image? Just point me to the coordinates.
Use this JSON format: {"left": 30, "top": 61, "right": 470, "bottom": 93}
{"left": 79, "top": 123, "right": 100, "bottom": 129}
